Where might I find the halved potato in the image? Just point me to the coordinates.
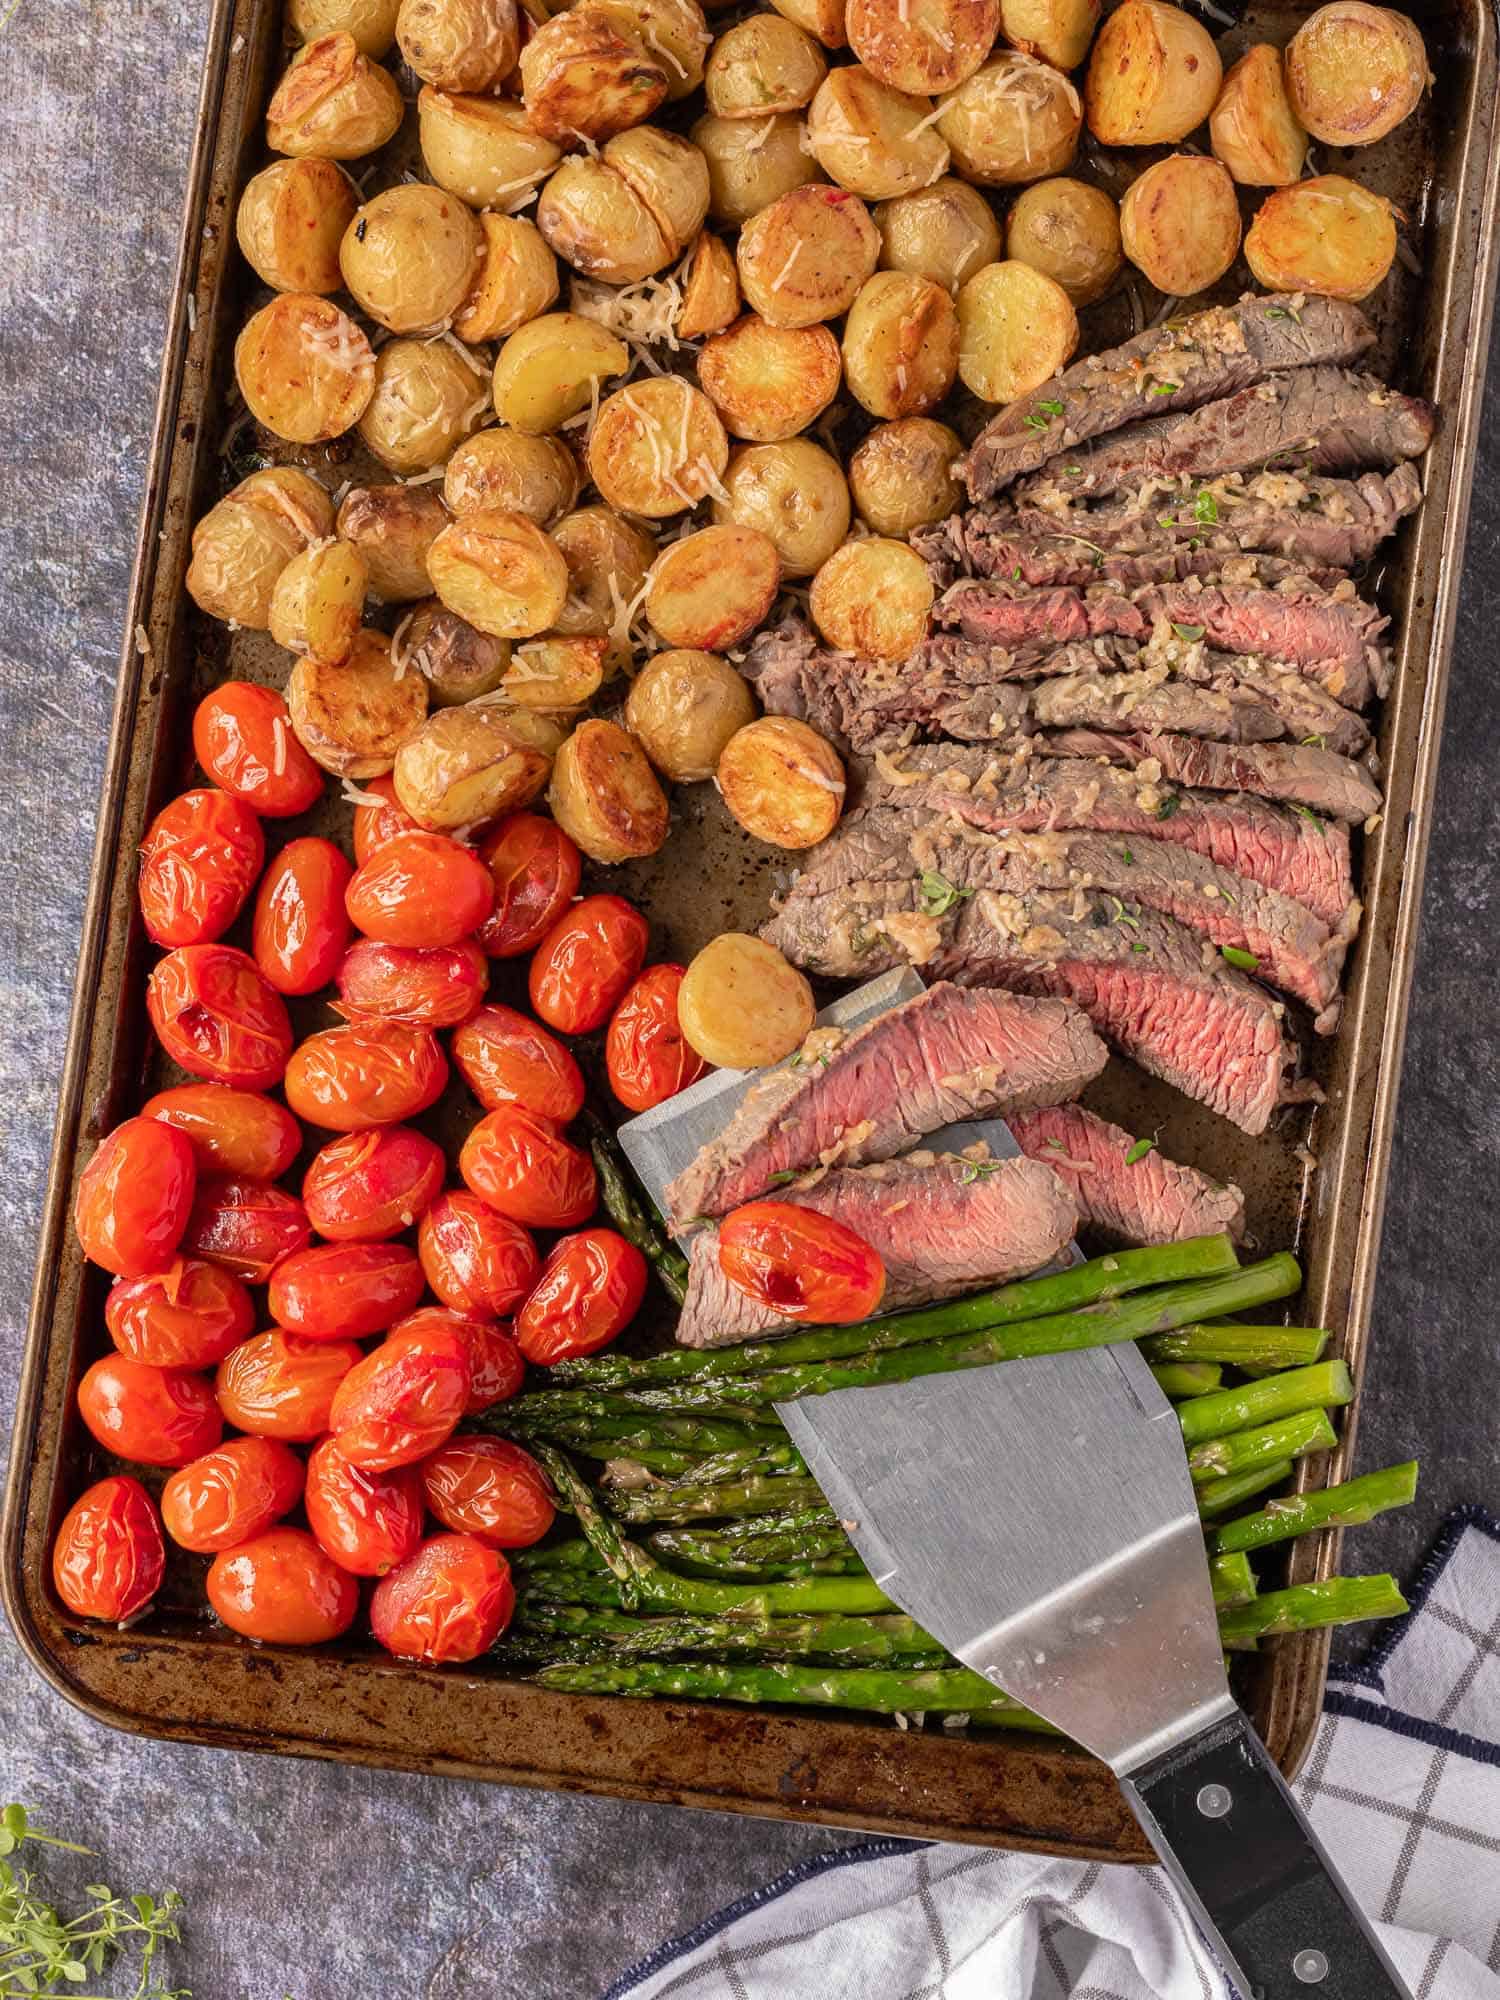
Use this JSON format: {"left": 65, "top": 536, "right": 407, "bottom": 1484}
{"left": 395, "top": 0, "right": 520, "bottom": 92}
{"left": 809, "top": 536, "right": 933, "bottom": 659}
{"left": 692, "top": 110, "right": 823, "bottom": 226}
{"left": 519, "top": 6, "right": 670, "bottom": 141}
{"left": 288, "top": 0, "right": 401, "bottom": 56}
{"left": 1084, "top": 0, "right": 1221, "bottom": 146}
{"left": 269, "top": 538, "right": 368, "bottom": 664}
{"left": 717, "top": 715, "right": 846, "bottom": 847}
{"left": 265, "top": 31, "right": 405, "bottom": 159}
{"left": 675, "top": 232, "right": 742, "bottom": 337}
{"left": 444, "top": 428, "right": 581, "bottom": 523}
{"left": 393, "top": 702, "right": 562, "bottom": 828}
{"left": 287, "top": 627, "right": 429, "bottom": 778}
{"left": 356, "top": 337, "right": 489, "bottom": 476}
{"left": 737, "top": 183, "right": 881, "bottom": 327}
{"left": 842, "top": 270, "right": 958, "bottom": 418}
{"left": 551, "top": 505, "right": 658, "bottom": 670}
{"left": 590, "top": 0, "right": 712, "bottom": 101}
{"left": 339, "top": 184, "right": 484, "bottom": 335}
{"left": 186, "top": 468, "right": 334, "bottom": 630}
{"left": 706, "top": 13, "right": 827, "bottom": 115}
{"left": 956, "top": 258, "right": 1078, "bottom": 402}
{"left": 1210, "top": 44, "right": 1309, "bottom": 187}
{"left": 453, "top": 213, "right": 560, "bottom": 341}
{"left": 712, "top": 439, "right": 851, "bottom": 577}
{"left": 426, "top": 508, "right": 571, "bottom": 638}
{"left": 997, "top": 0, "right": 1099, "bottom": 69}
{"left": 938, "top": 52, "right": 1082, "bottom": 185}
{"left": 767, "top": 0, "right": 847, "bottom": 51}
{"left": 537, "top": 154, "right": 673, "bottom": 283}
{"left": 644, "top": 525, "right": 782, "bottom": 649}
{"left": 234, "top": 293, "right": 374, "bottom": 444}
{"left": 626, "top": 648, "right": 760, "bottom": 780}
{"left": 336, "top": 485, "right": 450, "bottom": 603}
{"left": 678, "top": 933, "right": 815, "bottom": 1067}
{"left": 847, "top": 0, "right": 1000, "bottom": 94}
{"left": 549, "top": 719, "right": 671, "bottom": 862}
{"left": 697, "top": 313, "right": 842, "bottom": 441}
{"left": 1119, "top": 154, "right": 1241, "bottom": 297}
{"left": 1243, "top": 174, "right": 1398, "bottom": 302}
{"left": 806, "top": 65, "right": 951, "bottom": 201}
{"left": 1005, "top": 176, "right": 1121, "bottom": 304}
{"left": 587, "top": 378, "right": 730, "bottom": 517}
{"left": 399, "top": 599, "right": 511, "bottom": 705}
{"left": 236, "top": 158, "right": 357, "bottom": 294}
{"left": 874, "top": 176, "right": 1002, "bottom": 291}
{"left": 607, "top": 125, "right": 714, "bottom": 258}
{"left": 848, "top": 417, "right": 963, "bottom": 535}
{"left": 1285, "top": 2, "right": 1431, "bottom": 147}
{"left": 501, "top": 634, "right": 608, "bottom": 710}
{"left": 417, "top": 87, "right": 563, "bottom": 212}
{"left": 492, "top": 310, "right": 630, "bottom": 432}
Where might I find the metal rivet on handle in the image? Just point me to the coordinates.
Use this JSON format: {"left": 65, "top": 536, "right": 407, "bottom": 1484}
{"left": 1292, "top": 1949, "right": 1329, "bottom": 1984}
{"left": 1195, "top": 1783, "right": 1232, "bottom": 1819}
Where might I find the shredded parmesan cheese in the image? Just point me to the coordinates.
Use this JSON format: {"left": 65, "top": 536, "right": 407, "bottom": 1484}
{"left": 770, "top": 241, "right": 804, "bottom": 292}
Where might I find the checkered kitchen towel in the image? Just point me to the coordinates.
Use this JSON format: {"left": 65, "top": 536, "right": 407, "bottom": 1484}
{"left": 605, "top": 1508, "right": 1500, "bottom": 2000}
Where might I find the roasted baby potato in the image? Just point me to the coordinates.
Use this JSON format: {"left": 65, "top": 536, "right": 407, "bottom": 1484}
{"left": 1244, "top": 174, "right": 1398, "bottom": 301}
{"left": 398, "top": 598, "right": 511, "bottom": 704}
{"left": 265, "top": 32, "right": 405, "bottom": 158}
{"left": 848, "top": 417, "right": 963, "bottom": 535}
{"left": 1210, "top": 44, "right": 1309, "bottom": 186}
{"left": 396, "top": 0, "right": 520, "bottom": 92}
{"left": 288, "top": 0, "right": 402, "bottom": 56}
{"left": 1006, "top": 176, "right": 1121, "bottom": 304}
{"left": 874, "top": 176, "right": 1001, "bottom": 291}
{"left": 287, "top": 627, "right": 430, "bottom": 777}
{"left": 678, "top": 932, "right": 815, "bottom": 1067}
{"left": 393, "top": 701, "right": 561, "bottom": 827}
{"left": 1085, "top": 0, "right": 1221, "bottom": 146}
{"left": 538, "top": 127, "right": 710, "bottom": 282}
{"left": 186, "top": 468, "right": 334, "bottom": 629}
{"left": 806, "top": 65, "right": 950, "bottom": 201}
{"left": 501, "top": 634, "right": 608, "bottom": 710}
{"left": 587, "top": 378, "right": 730, "bottom": 517}
{"left": 454, "top": 213, "right": 560, "bottom": 341}
{"left": 549, "top": 719, "right": 671, "bottom": 862}
{"left": 1120, "top": 154, "right": 1241, "bottom": 296}
{"left": 767, "top": 0, "right": 848, "bottom": 52}
{"left": 938, "top": 53, "right": 1081, "bottom": 184}
{"left": 444, "top": 428, "right": 580, "bottom": 523}
{"left": 957, "top": 258, "right": 1077, "bottom": 402}
{"left": 997, "top": 0, "right": 1099, "bottom": 70}
{"left": 268, "top": 538, "right": 367, "bottom": 663}
{"left": 676, "top": 231, "right": 742, "bottom": 336}
{"left": 591, "top": 0, "right": 712, "bottom": 101}
{"left": 234, "top": 293, "right": 374, "bottom": 443}
{"left": 1285, "top": 2, "right": 1430, "bottom": 146}
{"left": 625, "top": 648, "right": 759, "bottom": 781}
{"left": 610, "top": 124, "right": 713, "bottom": 257}
{"left": 236, "top": 158, "right": 357, "bottom": 294}
{"left": 692, "top": 111, "right": 823, "bottom": 225}
{"left": 520, "top": 7, "right": 670, "bottom": 141}
{"left": 706, "top": 14, "right": 827, "bottom": 116}
{"left": 696, "top": 313, "right": 842, "bottom": 441}
{"left": 717, "top": 716, "right": 846, "bottom": 848}
{"left": 492, "top": 310, "right": 629, "bottom": 432}
{"left": 713, "top": 438, "right": 850, "bottom": 576}
{"left": 848, "top": 0, "right": 999, "bottom": 94}
{"left": 842, "top": 270, "right": 959, "bottom": 418}
{"left": 427, "top": 507, "right": 571, "bottom": 637}
{"left": 737, "top": 183, "right": 881, "bottom": 326}
{"left": 417, "top": 88, "right": 563, "bottom": 211}
{"left": 336, "top": 484, "right": 450, "bottom": 603}
{"left": 549, "top": 505, "right": 657, "bottom": 670}
{"left": 339, "top": 185, "right": 484, "bottom": 334}
{"left": 356, "top": 338, "right": 489, "bottom": 475}
{"left": 644, "top": 526, "right": 782, "bottom": 650}
{"left": 810, "top": 536, "right": 933, "bottom": 659}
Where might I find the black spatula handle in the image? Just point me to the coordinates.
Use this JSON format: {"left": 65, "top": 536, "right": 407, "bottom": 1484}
{"left": 1122, "top": 1708, "right": 1411, "bottom": 2000}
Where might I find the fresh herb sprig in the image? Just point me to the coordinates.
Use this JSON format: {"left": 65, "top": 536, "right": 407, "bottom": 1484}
{"left": 0, "top": 1806, "right": 188, "bottom": 1999}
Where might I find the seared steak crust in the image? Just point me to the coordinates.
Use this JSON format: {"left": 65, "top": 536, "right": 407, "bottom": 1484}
{"left": 1009, "top": 1103, "right": 1247, "bottom": 1245}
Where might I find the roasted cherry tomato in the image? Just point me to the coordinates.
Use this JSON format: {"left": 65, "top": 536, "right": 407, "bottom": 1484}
{"left": 207, "top": 1526, "right": 360, "bottom": 1645}
{"left": 388, "top": 1306, "right": 524, "bottom": 1413}
{"left": 477, "top": 812, "right": 581, "bottom": 958}
{"left": 73, "top": 1116, "right": 196, "bottom": 1279}
{"left": 304, "top": 1437, "right": 425, "bottom": 1577}
{"left": 52, "top": 1475, "right": 165, "bottom": 1623}
{"left": 142, "top": 1083, "right": 301, "bottom": 1180}
{"left": 328, "top": 1318, "right": 470, "bottom": 1470}
{"left": 77, "top": 1353, "right": 223, "bottom": 1467}
{"left": 146, "top": 944, "right": 293, "bottom": 1091}
{"left": 352, "top": 773, "right": 419, "bottom": 863}
{"left": 417, "top": 1191, "right": 540, "bottom": 1319}
{"left": 334, "top": 937, "right": 488, "bottom": 1028}
{"left": 160, "top": 1436, "right": 305, "bottom": 1553}
{"left": 180, "top": 1175, "right": 312, "bottom": 1284}
{"left": 514, "top": 1226, "right": 647, "bottom": 1365}
{"left": 459, "top": 1105, "right": 596, "bottom": 1230}
{"left": 193, "top": 681, "right": 324, "bottom": 818}
{"left": 138, "top": 787, "right": 266, "bottom": 949}
{"left": 215, "top": 1329, "right": 362, "bottom": 1441}
{"left": 268, "top": 1241, "right": 426, "bottom": 1341}
{"left": 421, "top": 1437, "right": 555, "bottom": 1548}
{"left": 301, "top": 1126, "right": 446, "bottom": 1242}
{"left": 369, "top": 1532, "right": 514, "bottom": 1663}
{"left": 606, "top": 963, "right": 709, "bottom": 1113}
{"left": 717, "top": 1201, "right": 886, "bottom": 1324}
{"left": 345, "top": 831, "right": 494, "bottom": 949}
{"left": 450, "top": 1003, "right": 584, "bottom": 1122}
{"left": 105, "top": 1256, "right": 254, "bottom": 1368}
{"left": 283, "top": 1020, "right": 448, "bottom": 1132}
{"left": 529, "top": 894, "right": 648, "bottom": 1035}
{"left": 252, "top": 836, "right": 354, "bottom": 995}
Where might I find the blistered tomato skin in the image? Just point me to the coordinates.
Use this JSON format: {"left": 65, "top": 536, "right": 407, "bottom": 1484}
{"left": 143, "top": 1083, "right": 302, "bottom": 1180}
{"left": 345, "top": 831, "right": 494, "bottom": 948}
{"left": 335, "top": 937, "right": 489, "bottom": 1028}
{"left": 252, "top": 836, "right": 354, "bottom": 995}
{"left": 52, "top": 1475, "right": 166, "bottom": 1623}
{"left": 180, "top": 1175, "right": 313, "bottom": 1284}
{"left": 328, "top": 1319, "right": 471, "bottom": 1470}
{"left": 369, "top": 1533, "right": 515, "bottom": 1663}
{"left": 529, "top": 895, "right": 649, "bottom": 1035}
{"left": 73, "top": 1117, "right": 197, "bottom": 1279}
{"left": 460, "top": 1105, "right": 597, "bottom": 1230}
{"left": 304, "top": 1437, "right": 425, "bottom": 1577}
{"left": 105, "top": 1257, "right": 255, "bottom": 1368}
{"left": 418, "top": 1191, "right": 540, "bottom": 1319}
{"left": 457, "top": 1317, "right": 526, "bottom": 1412}
{"left": 207, "top": 1527, "right": 360, "bottom": 1645}
{"left": 450, "top": 1004, "right": 585, "bottom": 1121}
{"left": 284, "top": 1020, "right": 449, "bottom": 1131}
{"left": 717, "top": 1201, "right": 886, "bottom": 1324}
{"left": 138, "top": 788, "right": 266, "bottom": 948}
{"left": 215, "top": 1330, "right": 362, "bottom": 1441}
{"left": 302, "top": 1125, "right": 446, "bottom": 1241}
{"left": 268, "top": 1241, "right": 426, "bottom": 1340}
{"left": 352, "top": 773, "right": 419, "bottom": 863}
{"left": 606, "top": 963, "right": 708, "bottom": 1113}
{"left": 194, "top": 681, "right": 324, "bottom": 817}
{"left": 477, "top": 812, "right": 581, "bottom": 958}
{"left": 77, "top": 1354, "right": 223, "bottom": 1467}
{"left": 147, "top": 944, "right": 294, "bottom": 1091}
{"left": 514, "top": 1226, "right": 648, "bottom": 1365}
{"left": 422, "top": 1437, "right": 555, "bottom": 1548}
{"left": 160, "top": 1436, "right": 306, "bottom": 1554}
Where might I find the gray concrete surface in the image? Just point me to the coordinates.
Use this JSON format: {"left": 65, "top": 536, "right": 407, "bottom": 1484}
{"left": 0, "top": 3, "right": 1495, "bottom": 1996}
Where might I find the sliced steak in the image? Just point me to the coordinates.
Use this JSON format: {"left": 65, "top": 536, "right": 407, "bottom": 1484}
{"left": 1009, "top": 1103, "right": 1247, "bottom": 1245}
{"left": 666, "top": 983, "right": 1106, "bottom": 1226}
{"left": 916, "top": 529, "right": 1344, "bottom": 593}
{"left": 1039, "top": 729, "right": 1384, "bottom": 824}
{"left": 675, "top": 1153, "right": 1078, "bottom": 1348}
{"left": 963, "top": 294, "right": 1377, "bottom": 498}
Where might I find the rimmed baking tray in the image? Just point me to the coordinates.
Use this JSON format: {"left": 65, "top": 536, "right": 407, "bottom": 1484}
{"left": 5, "top": 0, "right": 1499, "bottom": 1860}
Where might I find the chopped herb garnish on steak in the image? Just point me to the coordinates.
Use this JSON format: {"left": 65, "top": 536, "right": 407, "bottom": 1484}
{"left": 1130, "top": 941, "right": 1150, "bottom": 954}
{"left": 1023, "top": 411, "right": 1051, "bottom": 431}
{"left": 1301, "top": 734, "right": 1326, "bottom": 749}
{"left": 1036, "top": 398, "right": 1064, "bottom": 416}
{"left": 1266, "top": 303, "right": 1302, "bottom": 323}
{"left": 1289, "top": 803, "right": 1326, "bottom": 829}
{"left": 1121, "top": 847, "right": 1134, "bottom": 864}
{"left": 1123, "top": 1137, "right": 1156, "bottom": 1165}
{"left": 1221, "top": 945, "right": 1260, "bottom": 972}
{"left": 1194, "top": 490, "right": 1219, "bottom": 525}
{"left": 1148, "top": 381, "right": 1181, "bottom": 397}
{"left": 1171, "top": 622, "right": 1205, "bottom": 642}
{"left": 1157, "top": 514, "right": 1177, "bottom": 528}
{"left": 1156, "top": 793, "right": 1181, "bottom": 820}
{"left": 1012, "top": 565, "right": 1022, "bottom": 581}
{"left": 1106, "top": 894, "right": 1139, "bottom": 930}
{"left": 957, "top": 1158, "right": 1006, "bottom": 1183}
{"left": 766, "top": 1170, "right": 802, "bottom": 1185}
{"left": 918, "top": 869, "right": 973, "bottom": 916}
{"left": 1063, "top": 465, "right": 1082, "bottom": 475}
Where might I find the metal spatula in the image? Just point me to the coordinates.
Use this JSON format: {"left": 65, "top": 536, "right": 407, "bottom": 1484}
{"left": 621, "top": 973, "right": 1410, "bottom": 2000}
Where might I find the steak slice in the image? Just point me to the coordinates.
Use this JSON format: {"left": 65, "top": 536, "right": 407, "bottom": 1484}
{"left": 1039, "top": 729, "right": 1384, "bottom": 824}
{"left": 849, "top": 745, "right": 1358, "bottom": 932}
{"left": 762, "top": 886, "right": 1304, "bottom": 1133}
{"left": 1009, "top": 1103, "right": 1247, "bottom": 1245}
{"left": 665, "top": 982, "right": 1106, "bottom": 1226}
{"left": 675, "top": 1153, "right": 1078, "bottom": 1348}
{"left": 963, "top": 293, "right": 1377, "bottom": 498}
{"left": 917, "top": 529, "right": 1345, "bottom": 593}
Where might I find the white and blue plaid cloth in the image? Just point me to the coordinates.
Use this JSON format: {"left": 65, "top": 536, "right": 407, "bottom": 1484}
{"left": 606, "top": 1509, "right": 1500, "bottom": 2000}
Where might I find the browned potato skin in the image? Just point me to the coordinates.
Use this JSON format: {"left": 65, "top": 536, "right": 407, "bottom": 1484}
{"left": 358, "top": 339, "right": 490, "bottom": 475}
{"left": 848, "top": 417, "right": 962, "bottom": 535}
{"left": 399, "top": 599, "right": 511, "bottom": 704}
{"left": 717, "top": 715, "right": 846, "bottom": 849}
{"left": 997, "top": 0, "right": 1100, "bottom": 71}
{"left": 289, "top": 0, "right": 402, "bottom": 56}
{"left": 234, "top": 294, "right": 375, "bottom": 444}
{"left": 875, "top": 177, "right": 1001, "bottom": 292}
{"left": 1243, "top": 174, "right": 1397, "bottom": 301}
{"left": 809, "top": 536, "right": 934, "bottom": 659}
{"left": 427, "top": 508, "right": 571, "bottom": 639}
{"left": 549, "top": 719, "right": 670, "bottom": 863}
{"left": 938, "top": 53, "right": 1083, "bottom": 185}
{"left": 455, "top": 214, "right": 561, "bottom": 341}
{"left": 265, "top": 32, "right": 405, "bottom": 158}
{"left": 548, "top": 507, "right": 656, "bottom": 672}
{"left": 806, "top": 66, "right": 952, "bottom": 202}
{"left": 737, "top": 184, "right": 881, "bottom": 328}
{"left": 841, "top": 270, "right": 959, "bottom": 419}
{"left": 1119, "top": 154, "right": 1241, "bottom": 296}
{"left": 590, "top": 0, "right": 712, "bottom": 102}
{"left": 676, "top": 232, "right": 742, "bottom": 337}
{"left": 1285, "top": 1, "right": 1430, "bottom": 146}
{"left": 847, "top": 0, "right": 1000, "bottom": 95}
{"left": 1005, "top": 177, "right": 1120, "bottom": 304}
{"left": 268, "top": 539, "right": 367, "bottom": 663}
{"left": 538, "top": 128, "right": 709, "bottom": 284}
{"left": 678, "top": 933, "right": 815, "bottom": 1068}
{"left": 587, "top": 379, "right": 730, "bottom": 517}
{"left": 339, "top": 186, "right": 484, "bottom": 334}
{"left": 287, "top": 627, "right": 430, "bottom": 778}
{"left": 417, "top": 88, "right": 563, "bottom": 211}
{"left": 706, "top": 15, "right": 827, "bottom": 116}
{"left": 396, "top": 0, "right": 520, "bottom": 92}
{"left": 237, "top": 159, "right": 357, "bottom": 294}
{"left": 644, "top": 526, "right": 782, "bottom": 651}
{"left": 713, "top": 439, "right": 850, "bottom": 576}
{"left": 1084, "top": 0, "right": 1221, "bottom": 146}
{"left": 767, "top": 0, "right": 848, "bottom": 51}
{"left": 692, "top": 112, "right": 823, "bottom": 226}
{"left": 697, "top": 314, "right": 842, "bottom": 441}
{"left": 519, "top": 7, "right": 669, "bottom": 141}
{"left": 393, "top": 701, "right": 558, "bottom": 828}
{"left": 1210, "top": 45, "right": 1308, "bottom": 186}
{"left": 502, "top": 635, "right": 608, "bottom": 710}
{"left": 187, "top": 469, "right": 334, "bottom": 629}
{"left": 607, "top": 126, "right": 713, "bottom": 260}
{"left": 337, "top": 485, "right": 450, "bottom": 603}
{"left": 625, "top": 648, "right": 759, "bottom": 781}
{"left": 445, "top": 429, "right": 581, "bottom": 524}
